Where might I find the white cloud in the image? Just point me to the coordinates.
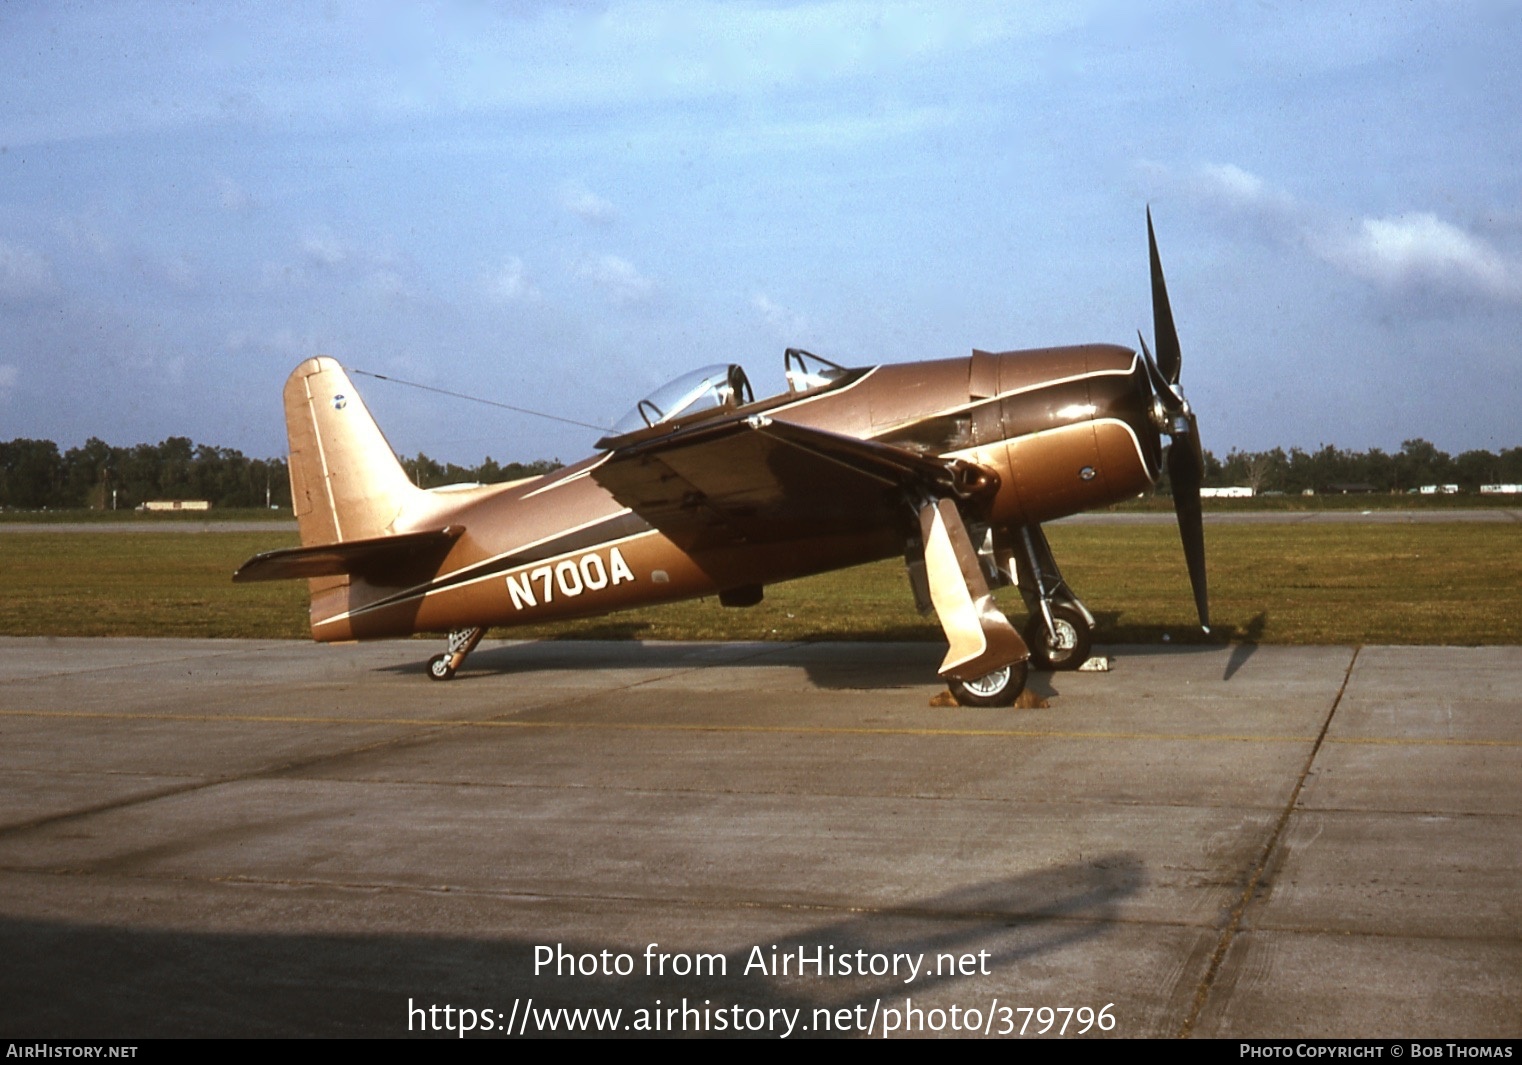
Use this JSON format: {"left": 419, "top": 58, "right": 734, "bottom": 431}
{"left": 1313, "top": 213, "right": 1522, "bottom": 302}
{"left": 279, "top": 231, "right": 424, "bottom": 301}
{"left": 226, "top": 328, "right": 329, "bottom": 361}
{"left": 575, "top": 253, "right": 655, "bottom": 304}
{"left": 369, "top": 268, "right": 416, "bottom": 303}
{"left": 1142, "top": 160, "right": 1299, "bottom": 223}
{"left": 569, "top": 0, "right": 1073, "bottom": 106}
{"left": 0, "top": 239, "right": 57, "bottom": 300}
{"left": 1197, "top": 163, "right": 1274, "bottom": 210}
{"left": 216, "top": 174, "right": 255, "bottom": 213}
{"left": 560, "top": 183, "right": 617, "bottom": 225}
{"left": 301, "top": 230, "right": 348, "bottom": 268}
{"left": 752, "top": 292, "right": 806, "bottom": 340}
{"left": 704, "top": 104, "right": 953, "bottom": 156}
{"left": 1156, "top": 160, "right": 1522, "bottom": 305}
{"left": 0, "top": 363, "right": 18, "bottom": 399}
{"left": 56, "top": 218, "right": 113, "bottom": 260}
{"left": 163, "top": 254, "right": 199, "bottom": 292}
{"left": 1, "top": 1, "right": 1079, "bottom": 147}
{"left": 485, "top": 257, "right": 541, "bottom": 303}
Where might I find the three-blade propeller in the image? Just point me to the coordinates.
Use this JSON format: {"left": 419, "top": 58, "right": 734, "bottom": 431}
{"left": 1139, "top": 208, "right": 1210, "bottom": 633}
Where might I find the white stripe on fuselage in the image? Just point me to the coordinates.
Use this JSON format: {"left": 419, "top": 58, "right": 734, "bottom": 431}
{"left": 942, "top": 416, "right": 1152, "bottom": 472}
{"left": 519, "top": 452, "right": 615, "bottom": 498}
{"left": 865, "top": 354, "right": 1140, "bottom": 441}
{"left": 315, "top": 507, "right": 641, "bottom": 626}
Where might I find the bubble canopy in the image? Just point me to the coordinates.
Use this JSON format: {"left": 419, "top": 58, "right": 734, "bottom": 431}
{"left": 610, "top": 364, "right": 754, "bottom": 436}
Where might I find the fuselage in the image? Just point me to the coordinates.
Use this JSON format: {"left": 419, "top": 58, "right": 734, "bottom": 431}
{"left": 310, "top": 344, "right": 1160, "bottom": 642}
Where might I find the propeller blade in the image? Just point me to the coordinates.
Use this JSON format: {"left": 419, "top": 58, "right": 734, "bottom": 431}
{"left": 1166, "top": 418, "right": 1210, "bottom": 632}
{"left": 1137, "top": 331, "right": 1181, "bottom": 414}
{"left": 1147, "top": 207, "right": 1182, "bottom": 385}
{"left": 1144, "top": 211, "right": 1207, "bottom": 632}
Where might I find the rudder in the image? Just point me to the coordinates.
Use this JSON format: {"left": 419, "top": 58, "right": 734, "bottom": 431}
{"left": 284, "top": 357, "right": 420, "bottom": 547}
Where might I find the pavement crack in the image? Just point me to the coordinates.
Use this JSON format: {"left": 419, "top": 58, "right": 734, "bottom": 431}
{"left": 0, "top": 723, "right": 462, "bottom": 842}
{"left": 1177, "top": 644, "right": 1361, "bottom": 1039}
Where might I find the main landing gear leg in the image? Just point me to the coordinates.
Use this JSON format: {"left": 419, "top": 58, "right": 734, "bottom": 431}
{"left": 428, "top": 627, "right": 484, "bottom": 682}
{"left": 1014, "top": 524, "right": 1096, "bottom": 672}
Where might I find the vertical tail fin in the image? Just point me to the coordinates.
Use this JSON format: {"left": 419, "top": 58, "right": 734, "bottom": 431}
{"left": 284, "top": 357, "right": 420, "bottom": 547}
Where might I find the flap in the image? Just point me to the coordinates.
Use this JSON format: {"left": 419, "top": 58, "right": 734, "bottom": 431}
{"left": 917, "top": 497, "right": 1027, "bottom": 680}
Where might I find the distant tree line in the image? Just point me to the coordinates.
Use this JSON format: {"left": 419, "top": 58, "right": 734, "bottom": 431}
{"left": 0, "top": 436, "right": 561, "bottom": 510}
{"left": 399, "top": 453, "right": 561, "bottom": 491}
{"left": 1201, "top": 439, "right": 1522, "bottom": 494}
{"left": 0, "top": 437, "right": 289, "bottom": 510}
{"left": 5, "top": 433, "right": 1518, "bottom": 510}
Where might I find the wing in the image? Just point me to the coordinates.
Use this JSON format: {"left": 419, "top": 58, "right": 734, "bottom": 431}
{"left": 592, "top": 412, "right": 994, "bottom": 552}
{"left": 592, "top": 413, "right": 1024, "bottom": 680}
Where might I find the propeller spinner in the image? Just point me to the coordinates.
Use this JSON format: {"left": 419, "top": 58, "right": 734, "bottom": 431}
{"left": 1140, "top": 209, "right": 1210, "bottom": 633}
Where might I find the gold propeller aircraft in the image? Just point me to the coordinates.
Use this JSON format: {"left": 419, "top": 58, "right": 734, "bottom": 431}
{"left": 236, "top": 212, "right": 1208, "bottom": 706}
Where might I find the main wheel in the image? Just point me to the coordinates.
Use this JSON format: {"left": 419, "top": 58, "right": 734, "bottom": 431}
{"left": 1024, "top": 604, "right": 1092, "bottom": 671}
{"left": 947, "top": 659, "right": 1029, "bottom": 708}
{"left": 428, "top": 653, "right": 457, "bottom": 681}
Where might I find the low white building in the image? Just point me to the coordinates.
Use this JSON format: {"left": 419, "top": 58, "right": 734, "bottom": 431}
{"left": 137, "top": 499, "right": 211, "bottom": 512}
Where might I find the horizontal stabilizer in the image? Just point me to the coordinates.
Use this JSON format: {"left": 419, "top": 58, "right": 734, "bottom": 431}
{"left": 233, "top": 526, "right": 465, "bottom": 583}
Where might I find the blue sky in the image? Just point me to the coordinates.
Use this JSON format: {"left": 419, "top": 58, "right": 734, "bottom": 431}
{"left": 3, "top": 1, "right": 1520, "bottom": 465}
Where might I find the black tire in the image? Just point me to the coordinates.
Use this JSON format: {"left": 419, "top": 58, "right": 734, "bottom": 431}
{"left": 428, "top": 653, "right": 457, "bottom": 681}
{"left": 947, "top": 659, "right": 1029, "bottom": 708}
{"left": 1024, "top": 604, "right": 1092, "bottom": 671}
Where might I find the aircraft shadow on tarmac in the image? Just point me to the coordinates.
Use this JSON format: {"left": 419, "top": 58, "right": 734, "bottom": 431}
{"left": 376, "top": 629, "right": 1254, "bottom": 694}
{"left": 1222, "top": 612, "right": 1268, "bottom": 682}
{"left": 1, "top": 856, "right": 1146, "bottom": 1038}
{"left": 379, "top": 639, "right": 1062, "bottom": 695}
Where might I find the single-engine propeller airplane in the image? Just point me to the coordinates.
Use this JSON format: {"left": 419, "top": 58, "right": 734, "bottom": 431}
{"left": 235, "top": 211, "right": 1208, "bottom": 706}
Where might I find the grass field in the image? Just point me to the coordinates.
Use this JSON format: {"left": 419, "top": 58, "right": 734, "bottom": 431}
{"left": 4, "top": 492, "right": 1518, "bottom": 523}
{"left": 1, "top": 523, "right": 1517, "bottom": 644}
{"left": 0, "top": 507, "right": 295, "bottom": 524}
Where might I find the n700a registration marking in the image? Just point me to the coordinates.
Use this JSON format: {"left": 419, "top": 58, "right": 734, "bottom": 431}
{"left": 505, "top": 546, "right": 636, "bottom": 610}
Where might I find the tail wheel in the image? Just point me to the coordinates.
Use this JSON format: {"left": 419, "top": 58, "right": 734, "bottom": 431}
{"left": 947, "top": 659, "right": 1029, "bottom": 708}
{"left": 1023, "top": 603, "right": 1092, "bottom": 671}
{"left": 428, "top": 654, "right": 457, "bottom": 682}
